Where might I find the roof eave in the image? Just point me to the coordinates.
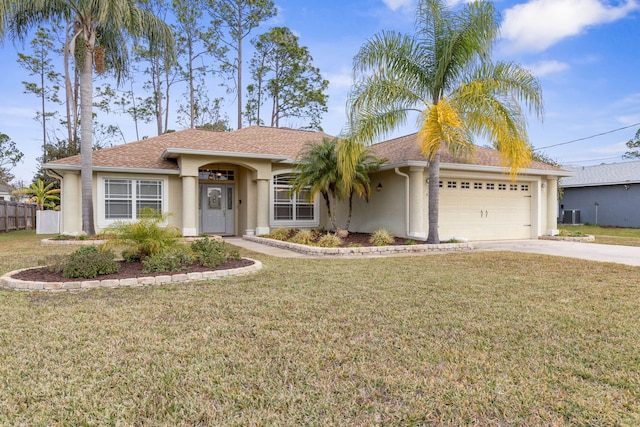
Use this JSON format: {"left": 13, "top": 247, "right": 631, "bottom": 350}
{"left": 45, "top": 164, "right": 181, "bottom": 175}
{"left": 161, "top": 148, "right": 290, "bottom": 162}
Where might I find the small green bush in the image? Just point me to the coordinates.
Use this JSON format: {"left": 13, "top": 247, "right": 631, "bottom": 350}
{"left": 289, "top": 229, "right": 314, "bottom": 245}
{"left": 142, "top": 250, "right": 193, "bottom": 273}
{"left": 347, "top": 243, "right": 362, "bottom": 248}
{"left": 318, "top": 233, "right": 342, "bottom": 247}
{"left": 269, "top": 227, "right": 290, "bottom": 241}
{"left": 62, "top": 246, "right": 120, "bottom": 279}
{"left": 104, "top": 208, "right": 181, "bottom": 260}
{"left": 405, "top": 239, "right": 417, "bottom": 245}
{"left": 39, "top": 254, "right": 68, "bottom": 274}
{"left": 191, "top": 238, "right": 232, "bottom": 268}
{"left": 369, "top": 229, "right": 395, "bottom": 246}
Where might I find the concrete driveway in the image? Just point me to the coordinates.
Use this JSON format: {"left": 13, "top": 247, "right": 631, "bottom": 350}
{"left": 227, "top": 237, "right": 640, "bottom": 266}
{"left": 474, "top": 239, "right": 640, "bottom": 267}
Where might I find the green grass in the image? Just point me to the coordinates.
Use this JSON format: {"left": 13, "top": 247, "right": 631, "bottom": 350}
{"left": 1, "top": 231, "right": 639, "bottom": 425}
{"left": 559, "top": 224, "right": 640, "bottom": 247}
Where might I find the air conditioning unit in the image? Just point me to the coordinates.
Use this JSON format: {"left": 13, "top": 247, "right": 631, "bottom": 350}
{"left": 562, "top": 209, "right": 580, "bottom": 225}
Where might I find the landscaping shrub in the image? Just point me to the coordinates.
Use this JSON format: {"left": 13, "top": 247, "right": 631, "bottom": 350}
{"left": 289, "top": 229, "right": 315, "bottom": 245}
{"left": 268, "top": 227, "right": 290, "bottom": 241}
{"left": 191, "top": 238, "right": 238, "bottom": 268}
{"left": 104, "top": 208, "right": 181, "bottom": 260}
{"left": 142, "top": 250, "right": 193, "bottom": 273}
{"left": 369, "top": 229, "right": 395, "bottom": 246}
{"left": 62, "top": 246, "right": 120, "bottom": 279}
{"left": 39, "top": 254, "right": 68, "bottom": 274}
{"left": 318, "top": 233, "right": 342, "bottom": 247}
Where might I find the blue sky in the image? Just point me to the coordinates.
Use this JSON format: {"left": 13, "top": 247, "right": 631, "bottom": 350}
{"left": 1, "top": 0, "right": 640, "bottom": 184}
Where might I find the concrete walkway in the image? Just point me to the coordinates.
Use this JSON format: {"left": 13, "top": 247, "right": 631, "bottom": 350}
{"left": 225, "top": 237, "right": 640, "bottom": 267}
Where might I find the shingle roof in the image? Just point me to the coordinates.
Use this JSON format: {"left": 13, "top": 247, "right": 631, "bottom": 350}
{"left": 47, "top": 127, "right": 334, "bottom": 170}
{"left": 46, "top": 126, "right": 565, "bottom": 174}
{"left": 371, "top": 133, "right": 564, "bottom": 172}
{"left": 560, "top": 161, "right": 640, "bottom": 187}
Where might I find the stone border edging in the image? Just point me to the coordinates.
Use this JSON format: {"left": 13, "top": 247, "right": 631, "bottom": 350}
{"left": 41, "top": 238, "right": 108, "bottom": 246}
{"left": 0, "top": 258, "right": 261, "bottom": 291}
{"left": 539, "top": 235, "right": 595, "bottom": 242}
{"left": 243, "top": 235, "right": 473, "bottom": 256}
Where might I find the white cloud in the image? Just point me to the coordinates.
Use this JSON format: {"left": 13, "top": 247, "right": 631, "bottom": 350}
{"left": 382, "top": 0, "right": 415, "bottom": 11}
{"left": 527, "top": 60, "right": 570, "bottom": 76}
{"left": 501, "top": 0, "right": 640, "bottom": 53}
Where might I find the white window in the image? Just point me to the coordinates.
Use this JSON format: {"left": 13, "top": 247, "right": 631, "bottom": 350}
{"left": 99, "top": 175, "right": 168, "bottom": 228}
{"left": 461, "top": 182, "right": 470, "bottom": 189}
{"left": 474, "top": 182, "right": 482, "bottom": 190}
{"left": 271, "top": 173, "right": 319, "bottom": 227}
{"left": 498, "top": 183, "right": 507, "bottom": 191}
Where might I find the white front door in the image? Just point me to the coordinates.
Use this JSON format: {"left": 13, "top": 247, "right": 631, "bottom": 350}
{"left": 200, "top": 184, "right": 235, "bottom": 235}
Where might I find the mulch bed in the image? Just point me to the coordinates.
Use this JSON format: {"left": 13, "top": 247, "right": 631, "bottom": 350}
{"left": 337, "top": 232, "right": 412, "bottom": 247}
{"left": 11, "top": 258, "right": 254, "bottom": 283}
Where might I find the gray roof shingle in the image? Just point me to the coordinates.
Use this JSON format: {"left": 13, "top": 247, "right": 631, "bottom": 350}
{"left": 560, "top": 161, "right": 640, "bottom": 187}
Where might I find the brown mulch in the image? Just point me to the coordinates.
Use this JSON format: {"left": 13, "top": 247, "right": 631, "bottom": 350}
{"left": 337, "top": 232, "right": 412, "bottom": 247}
{"left": 12, "top": 258, "right": 254, "bottom": 283}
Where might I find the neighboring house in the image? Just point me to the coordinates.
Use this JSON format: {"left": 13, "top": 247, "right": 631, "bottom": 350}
{"left": 0, "top": 182, "right": 14, "bottom": 201}
{"left": 559, "top": 161, "right": 640, "bottom": 227}
{"left": 45, "top": 126, "right": 569, "bottom": 241}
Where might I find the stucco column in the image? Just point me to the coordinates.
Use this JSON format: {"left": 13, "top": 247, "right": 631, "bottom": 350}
{"left": 60, "top": 171, "right": 82, "bottom": 235}
{"left": 546, "top": 177, "right": 559, "bottom": 233}
{"left": 408, "top": 166, "right": 426, "bottom": 239}
{"left": 182, "top": 175, "right": 198, "bottom": 236}
{"left": 255, "top": 178, "right": 270, "bottom": 235}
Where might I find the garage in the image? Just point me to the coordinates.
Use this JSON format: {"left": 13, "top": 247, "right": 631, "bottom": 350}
{"left": 438, "top": 179, "right": 532, "bottom": 240}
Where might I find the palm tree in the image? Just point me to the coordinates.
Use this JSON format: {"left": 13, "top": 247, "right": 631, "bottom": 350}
{"left": 292, "top": 137, "right": 383, "bottom": 231}
{"left": 0, "top": 0, "right": 175, "bottom": 235}
{"left": 347, "top": 0, "right": 543, "bottom": 243}
{"left": 13, "top": 179, "right": 60, "bottom": 210}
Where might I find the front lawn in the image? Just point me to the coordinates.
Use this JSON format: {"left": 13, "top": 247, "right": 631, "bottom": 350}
{"left": 559, "top": 224, "right": 640, "bottom": 246}
{"left": 1, "top": 231, "right": 639, "bottom": 425}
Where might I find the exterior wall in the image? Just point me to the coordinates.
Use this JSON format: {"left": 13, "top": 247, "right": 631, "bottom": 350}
{"left": 347, "top": 169, "right": 409, "bottom": 237}
{"left": 561, "top": 184, "right": 640, "bottom": 227}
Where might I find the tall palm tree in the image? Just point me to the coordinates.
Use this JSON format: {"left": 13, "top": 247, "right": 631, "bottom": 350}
{"left": 0, "top": 0, "right": 175, "bottom": 235}
{"left": 292, "top": 137, "right": 383, "bottom": 231}
{"left": 347, "top": 0, "right": 543, "bottom": 243}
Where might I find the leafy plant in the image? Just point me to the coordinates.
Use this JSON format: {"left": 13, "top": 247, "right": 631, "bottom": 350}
{"left": 347, "top": 243, "right": 362, "bottom": 248}
{"left": 62, "top": 246, "right": 120, "bottom": 279}
{"left": 39, "top": 254, "right": 68, "bottom": 274}
{"left": 142, "top": 250, "right": 193, "bottom": 273}
{"left": 405, "top": 239, "right": 417, "bottom": 245}
{"left": 318, "top": 233, "right": 342, "bottom": 247}
{"left": 12, "top": 179, "right": 60, "bottom": 210}
{"left": 104, "top": 208, "right": 181, "bottom": 260}
{"left": 269, "top": 227, "right": 290, "bottom": 241}
{"left": 191, "top": 238, "right": 236, "bottom": 268}
{"left": 289, "top": 229, "right": 314, "bottom": 245}
{"left": 369, "top": 229, "right": 395, "bottom": 246}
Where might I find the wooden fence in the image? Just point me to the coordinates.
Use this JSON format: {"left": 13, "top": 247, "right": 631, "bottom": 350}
{"left": 0, "top": 201, "right": 37, "bottom": 233}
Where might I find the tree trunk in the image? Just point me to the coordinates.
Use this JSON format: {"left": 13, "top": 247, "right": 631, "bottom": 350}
{"left": 344, "top": 190, "right": 354, "bottom": 231}
{"left": 426, "top": 151, "right": 440, "bottom": 244}
{"left": 236, "top": 7, "right": 243, "bottom": 129}
{"left": 80, "top": 38, "right": 96, "bottom": 236}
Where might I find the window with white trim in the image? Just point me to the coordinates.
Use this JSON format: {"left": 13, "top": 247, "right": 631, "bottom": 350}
{"left": 104, "top": 178, "right": 163, "bottom": 220}
{"left": 272, "top": 173, "right": 317, "bottom": 225}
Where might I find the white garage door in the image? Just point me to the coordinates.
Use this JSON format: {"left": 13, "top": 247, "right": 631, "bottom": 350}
{"left": 438, "top": 180, "right": 532, "bottom": 240}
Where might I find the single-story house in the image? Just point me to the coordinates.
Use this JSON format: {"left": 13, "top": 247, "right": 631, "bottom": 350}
{"left": 0, "top": 182, "right": 14, "bottom": 201}
{"left": 559, "top": 160, "right": 640, "bottom": 227}
{"left": 45, "top": 126, "right": 569, "bottom": 241}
